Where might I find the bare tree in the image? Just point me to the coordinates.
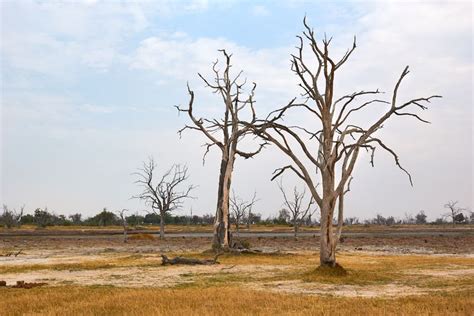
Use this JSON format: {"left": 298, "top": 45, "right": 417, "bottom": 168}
{"left": 117, "top": 209, "right": 129, "bottom": 243}
{"left": 177, "top": 50, "right": 265, "bottom": 250}
{"left": 230, "top": 191, "right": 258, "bottom": 235}
{"left": 247, "top": 18, "right": 441, "bottom": 267}
{"left": 133, "top": 157, "right": 195, "bottom": 239}
{"left": 277, "top": 180, "right": 316, "bottom": 240}
{"left": 1, "top": 205, "right": 24, "bottom": 228}
{"left": 444, "top": 201, "right": 466, "bottom": 227}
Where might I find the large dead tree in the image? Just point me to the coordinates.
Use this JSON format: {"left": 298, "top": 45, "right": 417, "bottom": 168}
{"left": 277, "top": 180, "right": 316, "bottom": 240}
{"left": 177, "top": 50, "right": 265, "bottom": 250}
{"left": 248, "top": 18, "right": 441, "bottom": 267}
{"left": 230, "top": 191, "right": 258, "bottom": 235}
{"left": 133, "top": 157, "right": 195, "bottom": 239}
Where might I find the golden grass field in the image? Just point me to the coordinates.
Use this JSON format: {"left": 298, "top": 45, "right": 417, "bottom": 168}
{"left": 1, "top": 229, "right": 473, "bottom": 315}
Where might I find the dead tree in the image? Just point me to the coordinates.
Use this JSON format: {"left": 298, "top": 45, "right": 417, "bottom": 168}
{"left": 248, "top": 18, "right": 441, "bottom": 267}
{"left": 230, "top": 191, "right": 258, "bottom": 235}
{"left": 161, "top": 254, "right": 220, "bottom": 265}
{"left": 117, "top": 209, "right": 129, "bottom": 243}
{"left": 277, "top": 180, "right": 316, "bottom": 240}
{"left": 133, "top": 157, "right": 195, "bottom": 239}
{"left": 177, "top": 50, "right": 265, "bottom": 250}
{"left": 444, "top": 201, "right": 466, "bottom": 227}
{"left": 1, "top": 205, "right": 24, "bottom": 228}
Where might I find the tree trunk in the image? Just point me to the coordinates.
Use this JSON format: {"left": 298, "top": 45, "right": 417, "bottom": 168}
{"left": 319, "top": 205, "right": 336, "bottom": 267}
{"left": 212, "top": 156, "right": 234, "bottom": 250}
{"left": 123, "top": 222, "right": 128, "bottom": 243}
{"left": 319, "top": 171, "right": 337, "bottom": 267}
{"left": 294, "top": 218, "right": 298, "bottom": 240}
{"left": 160, "top": 210, "right": 165, "bottom": 239}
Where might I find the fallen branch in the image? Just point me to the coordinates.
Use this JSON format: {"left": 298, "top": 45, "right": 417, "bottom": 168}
{"left": 1, "top": 249, "right": 23, "bottom": 257}
{"left": 161, "top": 254, "right": 220, "bottom": 265}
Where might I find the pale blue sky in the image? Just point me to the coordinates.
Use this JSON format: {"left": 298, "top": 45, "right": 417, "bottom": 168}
{"left": 1, "top": 0, "right": 472, "bottom": 220}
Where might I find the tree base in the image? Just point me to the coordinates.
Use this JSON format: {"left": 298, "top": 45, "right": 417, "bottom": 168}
{"left": 315, "top": 262, "right": 347, "bottom": 276}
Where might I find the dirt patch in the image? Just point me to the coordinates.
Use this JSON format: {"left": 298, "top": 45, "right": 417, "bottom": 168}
{"left": 404, "top": 268, "right": 474, "bottom": 278}
{"left": 251, "top": 280, "right": 430, "bottom": 298}
{"left": 0, "top": 264, "right": 291, "bottom": 288}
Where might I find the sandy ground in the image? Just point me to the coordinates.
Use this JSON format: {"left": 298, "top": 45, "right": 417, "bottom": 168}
{"left": 1, "top": 234, "right": 473, "bottom": 298}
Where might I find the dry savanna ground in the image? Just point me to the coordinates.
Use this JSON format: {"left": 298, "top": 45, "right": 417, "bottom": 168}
{"left": 1, "top": 227, "right": 473, "bottom": 315}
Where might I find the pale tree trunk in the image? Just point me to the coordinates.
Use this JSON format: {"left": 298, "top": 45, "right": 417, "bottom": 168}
{"left": 160, "top": 210, "right": 165, "bottom": 239}
{"left": 319, "top": 164, "right": 338, "bottom": 266}
{"left": 319, "top": 204, "right": 336, "bottom": 266}
{"left": 122, "top": 219, "right": 128, "bottom": 243}
{"left": 293, "top": 218, "right": 298, "bottom": 240}
{"left": 212, "top": 155, "right": 235, "bottom": 250}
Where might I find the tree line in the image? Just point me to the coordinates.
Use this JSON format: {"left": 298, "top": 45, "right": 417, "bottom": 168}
{"left": 1, "top": 204, "right": 471, "bottom": 229}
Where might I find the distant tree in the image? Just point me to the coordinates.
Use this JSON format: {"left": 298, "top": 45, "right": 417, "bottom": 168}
{"left": 68, "top": 213, "right": 82, "bottom": 225}
{"left": 278, "top": 180, "right": 316, "bottom": 239}
{"left": 415, "top": 211, "right": 427, "bottom": 224}
{"left": 1, "top": 205, "right": 24, "bottom": 228}
{"left": 34, "top": 208, "right": 53, "bottom": 228}
{"left": 403, "top": 212, "right": 415, "bottom": 225}
{"left": 433, "top": 217, "right": 447, "bottom": 225}
{"left": 247, "top": 212, "right": 262, "bottom": 227}
{"left": 344, "top": 217, "right": 359, "bottom": 226}
{"left": 117, "top": 209, "right": 129, "bottom": 243}
{"left": 126, "top": 213, "right": 145, "bottom": 226}
{"left": 230, "top": 191, "right": 258, "bottom": 235}
{"left": 373, "top": 214, "right": 386, "bottom": 225}
{"left": 385, "top": 216, "right": 396, "bottom": 226}
{"left": 133, "top": 157, "right": 196, "bottom": 239}
{"left": 144, "top": 213, "right": 160, "bottom": 225}
{"left": 444, "top": 201, "right": 467, "bottom": 227}
{"left": 276, "top": 209, "right": 291, "bottom": 225}
{"left": 20, "top": 214, "right": 35, "bottom": 225}
{"left": 96, "top": 208, "right": 117, "bottom": 227}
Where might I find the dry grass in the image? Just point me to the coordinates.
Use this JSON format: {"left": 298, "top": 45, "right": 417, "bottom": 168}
{"left": 1, "top": 233, "right": 473, "bottom": 315}
{"left": 0, "top": 286, "right": 472, "bottom": 316}
{"left": 128, "top": 233, "right": 156, "bottom": 240}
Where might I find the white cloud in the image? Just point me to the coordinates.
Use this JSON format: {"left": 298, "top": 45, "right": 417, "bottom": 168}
{"left": 251, "top": 5, "right": 270, "bottom": 16}
{"left": 80, "top": 104, "right": 117, "bottom": 114}
{"left": 130, "top": 33, "right": 297, "bottom": 107}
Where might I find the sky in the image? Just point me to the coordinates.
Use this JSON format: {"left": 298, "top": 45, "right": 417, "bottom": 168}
{"left": 1, "top": 0, "right": 472, "bottom": 221}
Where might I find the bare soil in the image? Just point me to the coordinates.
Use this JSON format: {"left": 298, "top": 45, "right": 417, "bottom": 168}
{"left": 1, "top": 231, "right": 473, "bottom": 298}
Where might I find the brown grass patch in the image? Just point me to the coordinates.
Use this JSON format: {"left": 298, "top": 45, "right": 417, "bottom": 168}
{"left": 0, "top": 286, "right": 472, "bottom": 315}
{"left": 127, "top": 233, "right": 156, "bottom": 241}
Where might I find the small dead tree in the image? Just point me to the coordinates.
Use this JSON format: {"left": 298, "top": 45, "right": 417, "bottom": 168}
{"left": 1, "top": 205, "right": 24, "bottom": 228}
{"left": 230, "top": 191, "right": 258, "bottom": 235}
{"left": 177, "top": 50, "right": 265, "bottom": 250}
{"left": 444, "top": 201, "right": 466, "bottom": 227}
{"left": 247, "top": 18, "right": 441, "bottom": 267}
{"left": 117, "top": 209, "right": 129, "bottom": 243}
{"left": 277, "top": 180, "right": 316, "bottom": 239}
{"left": 133, "top": 157, "right": 195, "bottom": 239}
